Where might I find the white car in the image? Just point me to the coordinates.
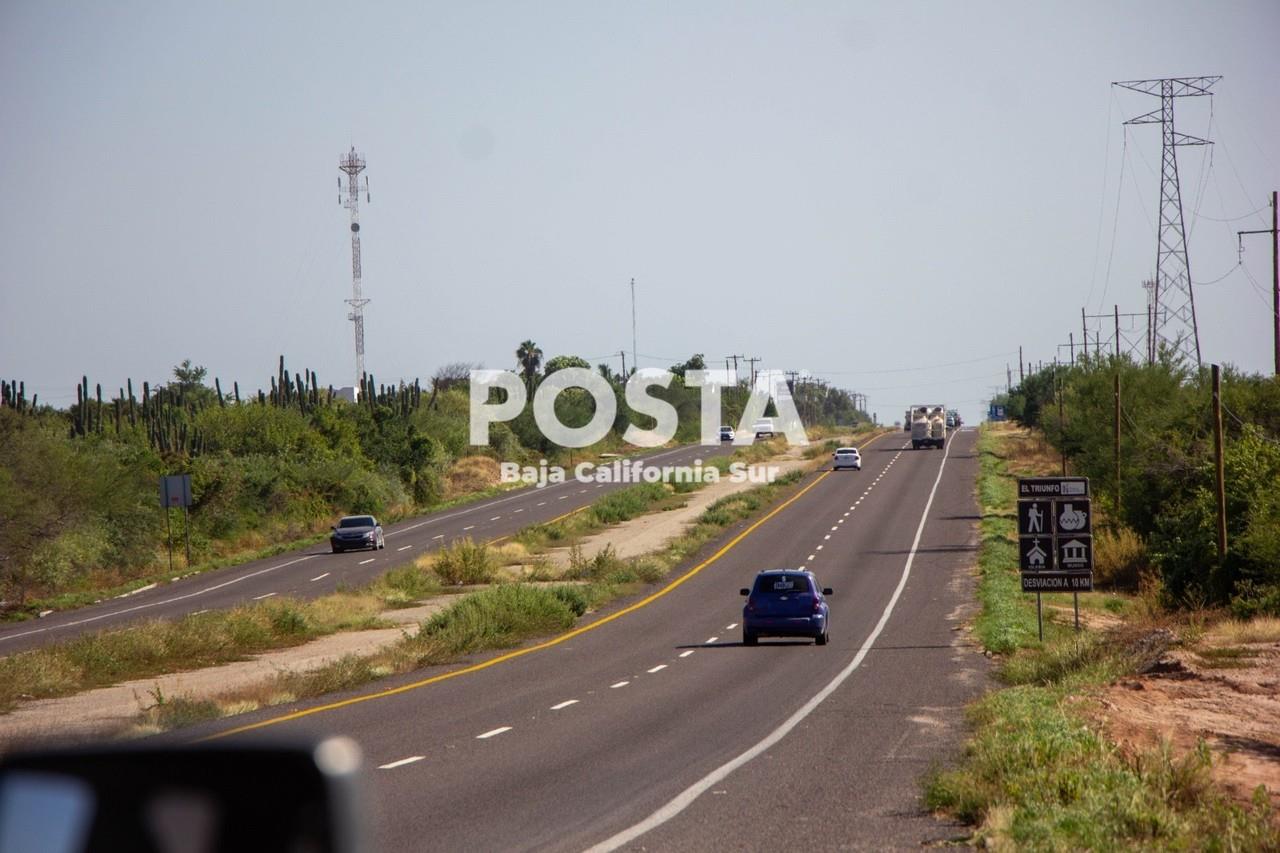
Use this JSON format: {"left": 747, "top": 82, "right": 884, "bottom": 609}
{"left": 719, "top": 425, "right": 735, "bottom": 441}
{"left": 832, "top": 447, "right": 862, "bottom": 470}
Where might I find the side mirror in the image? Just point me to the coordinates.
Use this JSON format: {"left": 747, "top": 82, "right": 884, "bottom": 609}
{"left": 739, "top": 588, "right": 750, "bottom": 596}
{"left": 823, "top": 587, "right": 833, "bottom": 596}
{"left": 0, "top": 737, "right": 365, "bottom": 853}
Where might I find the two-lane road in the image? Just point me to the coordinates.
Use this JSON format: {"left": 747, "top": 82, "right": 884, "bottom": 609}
{"left": 0, "top": 442, "right": 734, "bottom": 654}
{"left": 182, "top": 428, "right": 985, "bottom": 851}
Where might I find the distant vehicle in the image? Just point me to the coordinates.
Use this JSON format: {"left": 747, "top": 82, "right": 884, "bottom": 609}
{"left": 910, "top": 404, "right": 947, "bottom": 450}
{"left": 903, "top": 409, "right": 912, "bottom": 431}
{"left": 752, "top": 417, "right": 776, "bottom": 439}
{"left": 946, "top": 408, "right": 961, "bottom": 429}
{"left": 832, "top": 447, "right": 862, "bottom": 470}
{"left": 740, "top": 569, "right": 832, "bottom": 645}
{"left": 719, "top": 425, "right": 735, "bottom": 442}
{"left": 330, "top": 515, "right": 384, "bottom": 553}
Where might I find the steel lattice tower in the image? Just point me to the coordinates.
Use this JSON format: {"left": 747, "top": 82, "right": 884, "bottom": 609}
{"left": 1113, "top": 76, "right": 1219, "bottom": 367}
{"left": 338, "top": 147, "right": 371, "bottom": 391}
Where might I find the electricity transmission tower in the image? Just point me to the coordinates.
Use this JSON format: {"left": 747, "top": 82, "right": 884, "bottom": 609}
{"left": 1113, "top": 76, "right": 1219, "bottom": 367}
{"left": 338, "top": 147, "right": 371, "bottom": 391}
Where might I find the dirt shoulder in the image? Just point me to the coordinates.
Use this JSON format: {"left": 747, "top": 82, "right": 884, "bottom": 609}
{"left": 1091, "top": 623, "right": 1280, "bottom": 812}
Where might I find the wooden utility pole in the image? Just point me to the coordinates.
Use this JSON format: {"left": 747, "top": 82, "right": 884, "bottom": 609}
{"left": 619, "top": 350, "right": 627, "bottom": 379}
{"left": 1069, "top": 332, "right": 1075, "bottom": 365}
{"left": 1114, "top": 305, "right": 1121, "bottom": 358}
{"left": 1114, "top": 373, "right": 1122, "bottom": 519}
{"left": 1056, "top": 359, "right": 1066, "bottom": 476}
{"left": 745, "top": 356, "right": 762, "bottom": 387}
{"left": 1211, "top": 364, "right": 1227, "bottom": 563}
{"left": 1019, "top": 346, "right": 1024, "bottom": 383}
{"left": 1236, "top": 191, "right": 1279, "bottom": 376}
{"left": 1082, "top": 308, "right": 1088, "bottom": 363}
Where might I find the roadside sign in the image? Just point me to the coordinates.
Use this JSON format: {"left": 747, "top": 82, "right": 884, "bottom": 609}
{"left": 1017, "top": 477, "right": 1093, "bottom": 637}
{"left": 1056, "top": 500, "right": 1091, "bottom": 536}
{"left": 1021, "top": 573, "right": 1094, "bottom": 592}
{"left": 1017, "top": 477, "right": 1089, "bottom": 498}
{"left": 1017, "top": 499, "right": 1054, "bottom": 537}
{"left": 1057, "top": 536, "right": 1093, "bottom": 572}
{"left": 159, "top": 474, "right": 192, "bottom": 508}
{"left": 1019, "top": 536, "right": 1053, "bottom": 572}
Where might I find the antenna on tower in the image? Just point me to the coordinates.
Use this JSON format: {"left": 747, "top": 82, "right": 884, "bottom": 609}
{"left": 338, "top": 147, "right": 370, "bottom": 393}
{"left": 1113, "top": 76, "right": 1219, "bottom": 368}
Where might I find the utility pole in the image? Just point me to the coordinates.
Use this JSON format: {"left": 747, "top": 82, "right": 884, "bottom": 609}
{"left": 1082, "top": 308, "right": 1088, "bottom": 363}
{"left": 1114, "top": 305, "right": 1121, "bottom": 358}
{"left": 338, "top": 147, "right": 371, "bottom": 392}
{"left": 745, "top": 356, "right": 762, "bottom": 387}
{"left": 1114, "top": 373, "right": 1122, "bottom": 519}
{"left": 619, "top": 350, "right": 627, "bottom": 380}
{"left": 1056, "top": 358, "right": 1066, "bottom": 476}
{"left": 1211, "top": 364, "right": 1227, "bottom": 566}
{"left": 1114, "top": 76, "right": 1220, "bottom": 367}
{"left": 1006, "top": 364, "right": 1012, "bottom": 393}
{"left": 1019, "top": 346, "right": 1024, "bottom": 383}
{"left": 1237, "top": 190, "right": 1279, "bottom": 376}
{"left": 726, "top": 355, "right": 741, "bottom": 385}
{"left": 1069, "top": 332, "right": 1075, "bottom": 365}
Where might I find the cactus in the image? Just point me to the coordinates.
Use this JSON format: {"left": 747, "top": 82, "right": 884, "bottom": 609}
{"left": 214, "top": 377, "right": 225, "bottom": 407}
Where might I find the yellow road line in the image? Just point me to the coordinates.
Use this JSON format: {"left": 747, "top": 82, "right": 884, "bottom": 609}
{"left": 200, "top": 432, "right": 887, "bottom": 741}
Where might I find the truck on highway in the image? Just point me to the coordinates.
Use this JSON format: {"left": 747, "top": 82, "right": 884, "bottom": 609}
{"left": 910, "top": 404, "right": 947, "bottom": 449}
{"left": 752, "top": 417, "right": 777, "bottom": 439}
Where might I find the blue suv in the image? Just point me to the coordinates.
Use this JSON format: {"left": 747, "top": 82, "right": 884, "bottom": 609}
{"left": 740, "top": 570, "right": 832, "bottom": 646}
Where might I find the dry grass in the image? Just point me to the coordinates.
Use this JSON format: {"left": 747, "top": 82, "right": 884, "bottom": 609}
{"left": 1094, "top": 525, "right": 1148, "bottom": 590}
{"left": 445, "top": 455, "right": 502, "bottom": 498}
{"left": 1208, "top": 617, "right": 1280, "bottom": 645}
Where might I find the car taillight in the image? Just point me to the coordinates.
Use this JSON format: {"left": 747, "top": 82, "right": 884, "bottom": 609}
{"left": 812, "top": 598, "right": 823, "bottom": 613}
{"left": 746, "top": 599, "right": 756, "bottom": 612}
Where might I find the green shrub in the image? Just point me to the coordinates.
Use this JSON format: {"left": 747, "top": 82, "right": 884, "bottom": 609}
{"left": 432, "top": 538, "right": 497, "bottom": 585}
{"left": 416, "top": 584, "right": 577, "bottom": 655}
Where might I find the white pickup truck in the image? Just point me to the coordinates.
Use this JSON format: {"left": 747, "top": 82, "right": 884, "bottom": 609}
{"left": 752, "top": 417, "right": 777, "bottom": 439}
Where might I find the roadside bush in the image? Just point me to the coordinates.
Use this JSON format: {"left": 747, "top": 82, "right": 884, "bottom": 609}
{"left": 590, "top": 483, "right": 669, "bottom": 525}
{"left": 432, "top": 538, "right": 497, "bottom": 585}
{"left": 1093, "top": 525, "right": 1147, "bottom": 590}
{"left": 416, "top": 584, "right": 577, "bottom": 654}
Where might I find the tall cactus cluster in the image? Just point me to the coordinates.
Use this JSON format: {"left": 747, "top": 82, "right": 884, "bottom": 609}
{"left": 0, "top": 380, "right": 37, "bottom": 414}
{"left": 42, "top": 355, "right": 426, "bottom": 459}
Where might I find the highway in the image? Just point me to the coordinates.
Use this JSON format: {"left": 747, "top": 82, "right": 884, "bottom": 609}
{"left": 0, "top": 442, "right": 734, "bottom": 654}
{"left": 182, "top": 427, "right": 986, "bottom": 850}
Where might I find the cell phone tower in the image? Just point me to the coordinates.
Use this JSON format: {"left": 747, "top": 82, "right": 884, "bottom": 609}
{"left": 338, "top": 147, "right": 371, "bottom": 392}
{"left": 1113, "top": 76, "right": 1219, "bottom": 368}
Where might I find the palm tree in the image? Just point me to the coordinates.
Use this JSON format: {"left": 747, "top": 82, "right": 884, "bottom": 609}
{"left": 516, "top": 340, "right": 543, "bottom": 392}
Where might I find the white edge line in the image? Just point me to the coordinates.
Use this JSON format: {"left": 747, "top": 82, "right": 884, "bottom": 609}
{"left": 378, "top": 756, "right": 425, "bottom": 770}
{"left": 0, "top": 554, "right": 317, "bottom": 644}
{"left": 584, "top": 429, "right": 955, "bottom": 853}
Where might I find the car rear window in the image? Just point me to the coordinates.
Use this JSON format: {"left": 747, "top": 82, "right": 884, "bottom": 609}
{"left": 752, "top": 575, "right": 813, "bottom": 595}
{"left": 339, "top": 516, "right": 375, "bottom": 528}
{"left": 836, "top": 448, "right": 857, "bottom": 454}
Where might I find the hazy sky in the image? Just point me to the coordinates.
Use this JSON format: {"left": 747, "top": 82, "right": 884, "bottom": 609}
{"left": 2, "top": 1, "right": 1277, "bottom": 425}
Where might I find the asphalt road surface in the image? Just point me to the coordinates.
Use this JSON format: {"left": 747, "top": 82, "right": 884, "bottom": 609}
{"left": 0, "top": 442, "right": 735, "bottom": 654}
{"left": 184, "top": 427, "right": 987, "bottom": 851}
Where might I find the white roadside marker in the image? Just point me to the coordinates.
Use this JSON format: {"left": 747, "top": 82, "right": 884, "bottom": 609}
{"left": 476, "top": 726, "right": 512, "bottom": 739}
{"left": 379, "top": 756, "right": 425, "bottom": 770}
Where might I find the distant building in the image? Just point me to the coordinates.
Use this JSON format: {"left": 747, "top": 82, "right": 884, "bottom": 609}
{"left": 333, "top": 386, "right": 359, "bottom": 404}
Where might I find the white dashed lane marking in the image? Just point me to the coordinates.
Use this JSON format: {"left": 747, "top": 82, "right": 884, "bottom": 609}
{"left": 477, "top": 727, "right": 512, "bottom": 739}
{"left": 679, "top": 650, "right": 694, "bottom": 658}
{"left": 397, "top": 545, "right": 412, "bottom": 551}
{"left": 706, "top": 636, "right": 719, "bottom": 644}
{"left": 310, "top": 573, "right": 330, "bottom": 582}
{"left": 551, "top": 699, "right": 578, "bottom": 710}
{"left": 648, "top": 665, "right": 667, "bottom": 674}
{"left": 726, "top": 623, "right": 738, "bottom": 630}
{"left": 610, "top": 681, "right": 630, "bottom": 689}
{"left": 462, "top": 525, "right": 474, "bottom": 531}
{"left": 252, "top": 592, "right": 276, "bottom": 600}
{"left": 359, "top": 558, "right": 376, "bottom": 565}
{"left": 379, "top": 756, "right": 425, "bottom": 770}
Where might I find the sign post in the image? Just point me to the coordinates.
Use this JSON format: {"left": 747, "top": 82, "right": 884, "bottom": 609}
{"left": 159, "top": 475, "right": 194, "bottom": 569}
{"left": 1017, "top": 477, "right": 1092, "bottom": 638}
